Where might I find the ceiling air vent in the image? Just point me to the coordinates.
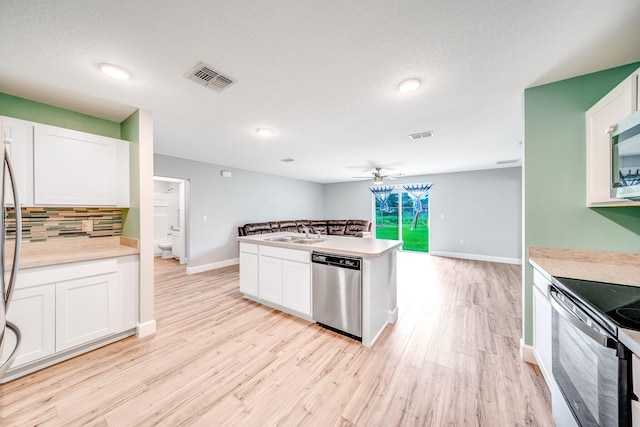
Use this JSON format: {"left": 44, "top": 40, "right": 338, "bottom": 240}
{"left": 409, "top": 131, "right": 434, "bottom": 140}
{"left": 186, "top": 62, "right": 237, "bottom": 92}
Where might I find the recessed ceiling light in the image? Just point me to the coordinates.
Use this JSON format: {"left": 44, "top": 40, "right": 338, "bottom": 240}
{"left": 256, "top": 128, "right": 274, "bottom": 137}
{"left": 398, "top": 78, "right": 421, "bottom": 93}
{"left": 99, "top": 63, "right": 131, "bottom": 80}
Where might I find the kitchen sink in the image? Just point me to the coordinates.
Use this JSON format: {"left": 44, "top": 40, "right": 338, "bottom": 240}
{"left": 266, "top": 236, "right": 296, "bottom": 242}
{"left": 291, "top": 238, "right": 325, "bottom": 244}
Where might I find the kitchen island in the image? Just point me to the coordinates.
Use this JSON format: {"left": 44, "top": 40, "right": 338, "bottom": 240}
{"left": 237, "top": 232, "right": 402, "bottom": 347}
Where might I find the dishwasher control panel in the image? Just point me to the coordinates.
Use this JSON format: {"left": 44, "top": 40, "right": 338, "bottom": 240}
{"left": 311, "top": 252, "right": 361, "bottom": 270}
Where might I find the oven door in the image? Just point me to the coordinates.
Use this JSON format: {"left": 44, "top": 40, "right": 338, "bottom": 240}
{"left": 550, "top": 286, "right": 631, "bottom": 427}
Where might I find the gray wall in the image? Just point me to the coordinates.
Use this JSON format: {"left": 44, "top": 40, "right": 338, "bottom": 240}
{"left": 154, "top": 154, "right": 324, "bottom": 269}
{"left": 324, "top": 167, "right": 522, "bottom": 261}
{"left": 156, "top": 153, "right": 522, "bottom": 268}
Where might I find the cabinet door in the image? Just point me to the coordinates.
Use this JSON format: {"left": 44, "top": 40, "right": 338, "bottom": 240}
{"left": 55, "top": 272, "right": 117, "bottom": 351}
{"left": 239, "top": 251, "right": 258, "bottom": 297}
{"left": 3, "top": 284, "right": 55, "bottom": 368}
{"left": 2, "top": 117, "right": 33, "bottom": 206}
{"left": 115, "top": 255, "right": 139, "bottom": 332}
{"left": 533, "top": 286, "right": 552, "bottom": 386}
{"left": 33, "top": 124, "right": 128, "bottom": 206}
{"left": 586, "top": 76, "right": 640, "bottom": 206}
{"left": 283, "top": 260, "right": 311, "bottom": 316}
{"left": 258, "top": 256, "right": 283, "bottom": 305}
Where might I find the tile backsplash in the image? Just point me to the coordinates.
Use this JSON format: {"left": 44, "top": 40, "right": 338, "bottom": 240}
{"left": 6, "top": 207, "right": 123, "bottom": 242}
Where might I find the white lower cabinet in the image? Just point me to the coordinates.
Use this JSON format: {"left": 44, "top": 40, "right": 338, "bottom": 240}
{"left": 7, "top": 284, "right": 56, "bottom": 366}
{"left": 2, "top": 256, "right": 138, "bottom": 378}
{"left": 55, "top": 272, "right": 117, "bottom": 352}
{"left": 283, "top": 260, "right": 311, "bottom": 316}
{"left": 239, "top": 243, "right": 258, "bottom": 297}
{"left": 533, "top": 281, "right": 552, "bottom": 385}
{"left": 259, "top": 256, "right": 284, "bottom": 305}
{"left": 241, "top": 244, "right": 311, "bottom": 317}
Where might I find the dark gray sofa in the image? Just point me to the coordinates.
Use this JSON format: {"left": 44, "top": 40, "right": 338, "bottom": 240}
{"left": 238, "top": 219, "right": 372, "bottom": 238}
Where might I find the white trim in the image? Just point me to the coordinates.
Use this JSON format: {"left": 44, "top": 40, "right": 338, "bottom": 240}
{"left": 186, "top": 258, "right": 239, "bottom": 275}
{"left": 520, "top": 338, "right": 537, "bottom": 364}
{"left": 429, "top": 250, "right": 521, "bottom": 265}
{"left": 136, "top": 320, "right": 157, "bottom": 338}
{"left": 388, "top": 306, "right": 398, "bottom": 324}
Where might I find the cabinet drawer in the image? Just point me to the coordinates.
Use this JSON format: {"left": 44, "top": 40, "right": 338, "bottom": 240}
{"left": 532, "top": 267, "right": 551, "bottom": 296}
{"left": 240, "top": 242, "right": 258, "bottom": 254}
{"left": 18, "top": 258, "right": 118, "bottom": 289}
{"left": 259, "top": 245, "right": 309, "bottom": 263}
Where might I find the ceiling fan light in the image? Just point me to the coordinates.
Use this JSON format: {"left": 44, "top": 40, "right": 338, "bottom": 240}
{"left": 398, "top": 78, "right": 421, "bottom": 93}
{"left": 373, "top": 176, "right": 383, "bottom": 185}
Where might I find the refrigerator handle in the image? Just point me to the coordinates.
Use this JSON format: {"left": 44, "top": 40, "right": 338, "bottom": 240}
{"left": 3, "top": 150, "right": 21, "bottom": 310}
{"left": 0, "top": 321, "right": 21, "bottom": 376}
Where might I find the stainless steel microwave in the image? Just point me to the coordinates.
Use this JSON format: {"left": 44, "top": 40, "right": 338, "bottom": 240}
{"left": 611, "top": 109, "right": 640, "bottom": 201}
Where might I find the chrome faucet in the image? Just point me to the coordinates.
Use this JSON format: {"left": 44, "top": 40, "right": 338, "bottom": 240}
{"left": 302, "top": 225, "right": 310, "bottom": 238}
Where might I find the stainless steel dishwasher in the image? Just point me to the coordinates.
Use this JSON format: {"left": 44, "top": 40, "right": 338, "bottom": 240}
{"left": 311, "top": 252, "right": 362, "bottom": 340}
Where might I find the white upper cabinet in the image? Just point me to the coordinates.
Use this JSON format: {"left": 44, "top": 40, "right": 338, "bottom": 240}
{"left": 586, "top": 67, "right": 640, "bottom": 207}
{"left": 33, "top": 124, "right": 129, "bottom": 207}
{"left": 2, "top": 117, "right": 34, "bottom": 206}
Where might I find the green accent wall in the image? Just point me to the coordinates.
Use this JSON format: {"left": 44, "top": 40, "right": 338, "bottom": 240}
{"left": 0, "top": 93, "right": 121, "bottom": 138}
{"left": 523, "top": 63, "right": 640, "bottom": 345}
{"left": 120, "top": 110, "right": 140, "bottom": 239}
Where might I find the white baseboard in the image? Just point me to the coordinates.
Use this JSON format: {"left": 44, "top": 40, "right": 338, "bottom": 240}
{"left": 186, "top": 258, "right": 239, "bottom": 274}
{"left": 429, "top": 250, "right": 521, "bottom": 265}
{"left": 388, "top": 307, "right": 398, "bottom": 324}
{"left": 520, "top": 339, "right": 537, "bottom": 364}
{"left": 137, "top": 320, "right": 157, "bottom": 338}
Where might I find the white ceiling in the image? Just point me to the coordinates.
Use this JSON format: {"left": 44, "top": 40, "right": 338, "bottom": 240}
{"left": 1, "top": 0, "right": 640, "bottom": 184}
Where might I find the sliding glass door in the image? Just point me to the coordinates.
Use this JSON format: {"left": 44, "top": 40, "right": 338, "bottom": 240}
{"left": 373, "top": 185, "right": 430, "bottom": 253}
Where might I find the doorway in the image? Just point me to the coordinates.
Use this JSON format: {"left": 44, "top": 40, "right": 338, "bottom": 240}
{"left": 153, "top": 176, "right": 189, "bottom": 264}
{"left": 372, "top": 184, "right": 431, "bottom": 253}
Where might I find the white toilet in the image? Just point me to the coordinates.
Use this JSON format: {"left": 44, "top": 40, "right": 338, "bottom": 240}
{"left": 158, "top": 242, "right": 173, "bottom": 259}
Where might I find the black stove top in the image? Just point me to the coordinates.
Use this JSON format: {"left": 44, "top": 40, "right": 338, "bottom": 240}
{"left": 552, "top": 277, "right": 640, "bottom": 333}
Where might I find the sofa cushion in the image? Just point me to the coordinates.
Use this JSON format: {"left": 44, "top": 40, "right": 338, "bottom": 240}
{"left": 269, "top": 221, "right": 282, "bottom": 233}
{"left": 310, "top": 220, "right": 327, "bottom": 235}
{"left": 244, "top": 222, "right": 271, "bottom": 234}
{"left": 345, "top": 219, "right": 371, "bottom": 236}
{"left": 295, "top": 220, "right": 311, "bottom": 233}
{"left": 327, "top": 219, "right": 347, "bottom": 235}
{"left": 278, "top": 220, "right": 299, "bottom": 233}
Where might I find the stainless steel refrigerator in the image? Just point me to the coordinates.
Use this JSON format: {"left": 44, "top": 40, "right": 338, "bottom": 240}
{"left": 0, "top": 117, "right": 23, "bottom": 376}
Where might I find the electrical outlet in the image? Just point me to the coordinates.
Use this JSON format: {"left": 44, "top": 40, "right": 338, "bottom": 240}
{"left": 82, "top": 219, "right": 94, "bottom": 232}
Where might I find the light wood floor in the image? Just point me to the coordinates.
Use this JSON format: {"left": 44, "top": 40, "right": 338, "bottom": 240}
{"left": 0, "top": 252, "right": 554, "bottom": 426}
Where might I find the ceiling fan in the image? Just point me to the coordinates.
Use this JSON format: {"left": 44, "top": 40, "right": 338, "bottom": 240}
{"left": 353, "top": 167, "right": 404, "bottom": 185}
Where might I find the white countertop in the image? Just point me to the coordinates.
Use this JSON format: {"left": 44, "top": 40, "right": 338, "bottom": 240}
{"left": 237, "top": 232, "right": 402, "bottom": 257}
{"left": 6, "top": 236, "right": 139, "bottom": 269}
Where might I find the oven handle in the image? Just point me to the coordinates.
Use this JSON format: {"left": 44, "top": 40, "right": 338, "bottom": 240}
{"left": 549, "top": 287, "right": 616, "bottom": 349}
